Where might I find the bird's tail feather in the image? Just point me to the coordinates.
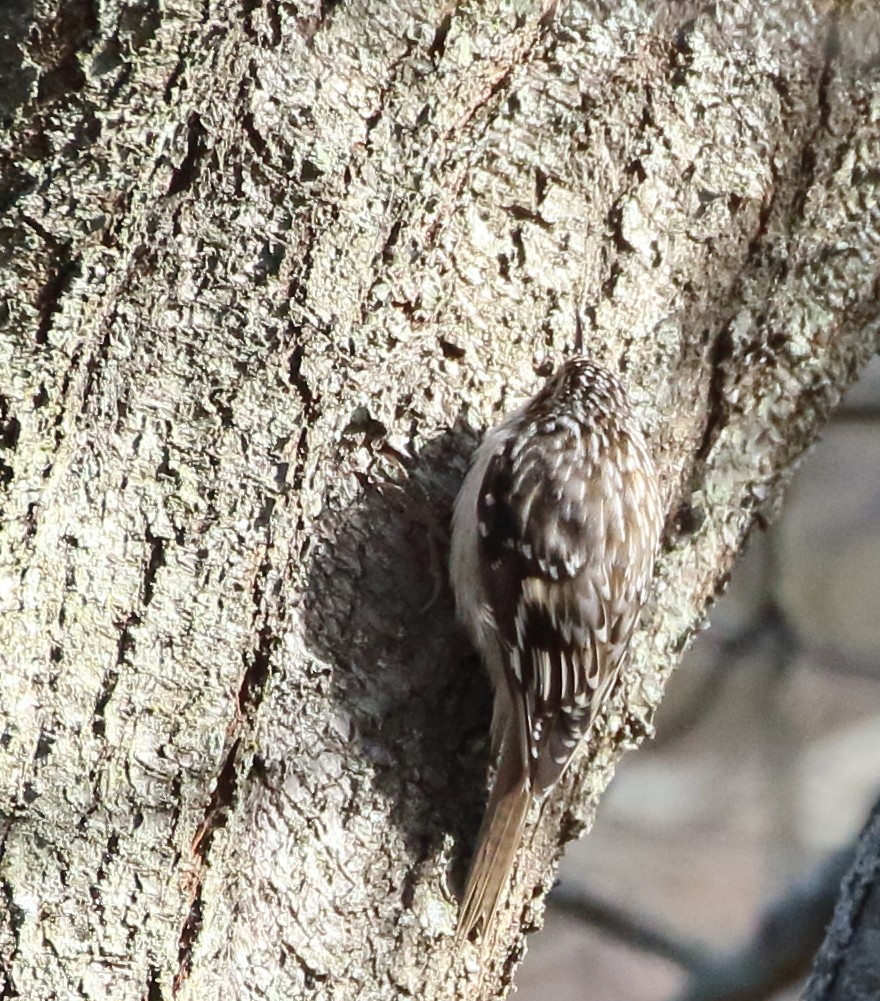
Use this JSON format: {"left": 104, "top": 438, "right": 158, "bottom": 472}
{"left": 455, "top": 745, "right": 533, "bottom": 951}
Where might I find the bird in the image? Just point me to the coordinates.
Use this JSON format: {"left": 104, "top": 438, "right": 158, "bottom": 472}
{"left": 449, "top": 357, "right": 664, "bottom": 950}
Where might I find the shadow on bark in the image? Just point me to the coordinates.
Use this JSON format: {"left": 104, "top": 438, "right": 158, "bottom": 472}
{"left": 301, "top": 422, "right": 492, "bottom": 898}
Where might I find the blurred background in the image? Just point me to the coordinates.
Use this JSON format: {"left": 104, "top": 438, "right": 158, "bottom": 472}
{"left": 517, "top": 354, "right": 880, "bottom": 1001}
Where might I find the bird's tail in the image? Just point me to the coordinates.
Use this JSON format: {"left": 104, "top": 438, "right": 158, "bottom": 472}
{"left": 455, "top": 741, "right": 533, "bottom": 951}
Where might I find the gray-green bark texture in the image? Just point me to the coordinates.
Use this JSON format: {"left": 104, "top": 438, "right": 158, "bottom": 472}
{"left": 0, "top": 1, "right": 878, "bottom": 999}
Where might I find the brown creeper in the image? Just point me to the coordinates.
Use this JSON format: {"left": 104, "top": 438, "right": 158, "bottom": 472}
{"left": 449, "top": 357, "right": 663, "bottom": 947}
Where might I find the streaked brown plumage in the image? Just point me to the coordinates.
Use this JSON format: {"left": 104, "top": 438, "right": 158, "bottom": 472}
{"left": 449, "top": 357, "right": 663, "bottom": 950}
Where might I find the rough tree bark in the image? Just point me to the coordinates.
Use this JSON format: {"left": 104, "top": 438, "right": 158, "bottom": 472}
{"left": 0, "top": 1, "right": 878, "bottom": 1000}
{"left": 803, "top": 798, "right": 880, "bottom": 1001}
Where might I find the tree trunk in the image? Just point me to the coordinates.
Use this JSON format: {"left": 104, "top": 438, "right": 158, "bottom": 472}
{"left": 802, "top": 798, "right": 880, "bottom": 1001}
{"left": 0, "top": 1, "right": 878, "bottom": 999}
